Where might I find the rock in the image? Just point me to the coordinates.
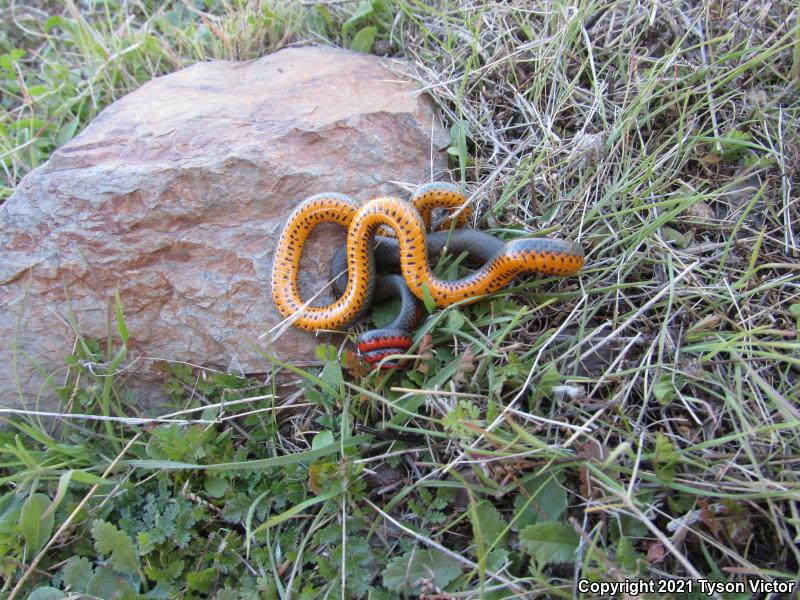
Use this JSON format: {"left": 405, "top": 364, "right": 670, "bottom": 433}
{"left": 0, "top": 46, "right": 449, "bottom": 409}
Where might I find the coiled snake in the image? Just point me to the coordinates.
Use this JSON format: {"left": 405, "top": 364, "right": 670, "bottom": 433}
{"left": 271, "top": 182, "right": 584, "bottom": 368}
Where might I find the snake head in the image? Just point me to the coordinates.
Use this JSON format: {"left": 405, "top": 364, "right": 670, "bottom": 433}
{"left": 356, "top": 329, "right": 414, "bottom": 370}
{"left": 504, "top": 238, "right": 585, "bottom": 276}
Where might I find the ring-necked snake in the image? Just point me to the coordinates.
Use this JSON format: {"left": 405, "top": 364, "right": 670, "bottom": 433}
{"left": 270, "top": 182, "right": 585, "bottom": 368}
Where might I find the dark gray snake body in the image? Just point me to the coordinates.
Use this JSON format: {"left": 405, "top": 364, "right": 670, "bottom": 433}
{"left": 331, "top": 230, "right": 512, "bottom": 367}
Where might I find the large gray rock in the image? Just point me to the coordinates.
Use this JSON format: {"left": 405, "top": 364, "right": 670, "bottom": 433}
{"left": 0, "top": 46, "right": 449, "bottom": 409}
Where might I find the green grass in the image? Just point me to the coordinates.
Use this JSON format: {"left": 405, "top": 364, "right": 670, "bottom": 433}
{"left": 2, "top": 0, "right": 800, "bottom": 598}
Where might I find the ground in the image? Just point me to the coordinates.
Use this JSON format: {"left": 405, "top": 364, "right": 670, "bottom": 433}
{"left": 1, "top": 1, "right": 799, "bottom": 599}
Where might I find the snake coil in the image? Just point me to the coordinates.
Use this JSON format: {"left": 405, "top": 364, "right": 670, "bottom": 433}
{"left": 271, "top": 182, "right": 585, "bottom": 368}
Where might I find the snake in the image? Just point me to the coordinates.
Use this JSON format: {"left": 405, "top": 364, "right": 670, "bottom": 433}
{"left": 270, "top": 182, "right": 585, "bottom": 368}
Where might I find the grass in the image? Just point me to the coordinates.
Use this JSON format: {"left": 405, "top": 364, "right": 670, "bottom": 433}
{"left": 1, "top": 0, "right": 800, "bottom": 598}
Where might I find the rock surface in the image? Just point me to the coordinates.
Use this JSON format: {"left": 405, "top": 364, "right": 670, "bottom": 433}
{"left": 0, "top": 46, "right": 449, "bottom": 409}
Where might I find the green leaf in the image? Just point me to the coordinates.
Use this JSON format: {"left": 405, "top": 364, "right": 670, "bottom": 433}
{"left": 371, "top": 298, "right": 401, "bottom": 328}
{"left": 341, "top": 0, "right": 374, "bottom": 36}
{"left": 536, "top": 367, "right": 560, "bottom": 399}
{"left": 472, "top": 500, "right": 507, "bottom": 546}
{"left": 126, "top": 434, "right": 370, "bottom": 471}
{"left": 20, "top": 493, "right": 55, "bottom": 555}
{"left": 653, "top": 374, "right": 675, "bottom": 406}
{"left": 312, "top": 430, "right": 334, "bottom": 450}
{"left": 662, "top": 226, "right": 692, "bottom": 248}
{"left": 216, "top": 589, "right": 240, "bottom": 600}
{"left": 27, "top": 85, "right": 49, "bottom": 97}
{"left": 91, "top": 520, "right": 140, "bottom": 575}
{"left": 187, "top": 567, "right": 215, "bottom": 593}
{"left": 204, "top": 476, "right": 228, "bottom": 498}
{"left": 449, "top": 120, "right": 470, "bottom": 180}
{"left": 4, "top": 48, "right": 26, "bottom": 65}
{"left": 115, "top": 289, "right": 129, "bottom": 345}
{"left": 318, "top": 360, "right": 343, "bottom": 396}
{"left": 45, "top": 15, "right": 65, "bottom": 31}
{"left": 86, "top": 566, "right": 134, "bottom": 599}
{"left": 61, "top": 556, "right": 93, "bottom": 593}
{"left": 15, "top": 117, "right": 47, "bottom": 131}
{"left": 0, "top": 492, "right": 24, "bottom": 532}
{"left": 486, "top": 548, "right": 509, "bottom": 572}
{"left": 608, "top": 508, "right": 650, "bottom": 541}
{"left": 144, "top": 558, "right": 184, "bottom": 583}
{"left": 616, "top": 537, "right": 638, "bottom": 572}
{"left": 719, "top": 129, "right": 752, "bottom": 160}
{"left": 654, "top": 432, "right": 679, "bottom": 483}
{"left": 446, "top": 310, "right": 465, "bottom": 331}
{"left": 44, "top": 471, "right": 74, "bottom": 520}
{"left": 350, "top": 26, "right": 377, "bottom": 53}
{"left": 519, "top": 522, "right": 579, "bottom": 566}
{"left": 55, "top": 117, "right": 80, "bottom": 148}
{"left": 252, "top": 487, "right": 339, "bottom": 534}
{"left": 383, "top": 548, "right": 462, "bottom": 593}
{"left": 137, "top": 531, "right": 154, "bottom": 555}
{"left": 144, "top": 556, "right": 185, "bottom": 584}
{"left": 68, "top": 470, "right": 119, "bottom": 486}
{"left": 145, "top": 423, "right": 212, "bottom": 462}
{"left": 315, "top": 4, "right": 333, "bottom": 27}
{"left": 513, "top": 473, "right": 567, "bottom": 527}
{"left": 421, "top": 282, "right": 436, "bottom": 313}
{"left": 315, "top": 343, "right": 337, "bottom": 362}
{"left": 368, "top": 588, "right": 395, "bottom": 600}
{"left": 26, "top": 587, "right": 66, "bottom": 600}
